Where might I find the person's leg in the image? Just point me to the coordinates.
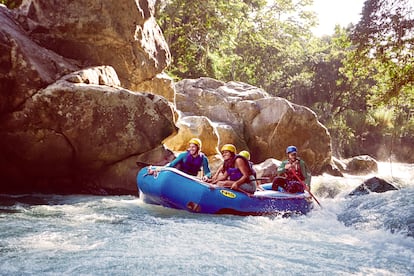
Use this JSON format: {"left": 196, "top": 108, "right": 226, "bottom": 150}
{"left": 239, "top": 182, "right": 256, "bottom": 194}
{"left": 272, "top": 176, "right": 287, "bottom": 191}
{"left": 285, "top": 180, "right": 304, "bottom": 193}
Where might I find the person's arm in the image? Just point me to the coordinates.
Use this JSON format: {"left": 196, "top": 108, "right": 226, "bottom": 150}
{"left": 300, "top": 160, "right": 311, "bottom": 187}
{"left": 230, "top": 158, "right": 250, "bottom": 190}
{"left": 202, "top": 155, "right": 211, "bottom": 178}
{"left": 166, "top": 152, "right": 186, "bottom": 168}
{"left": 210, "top": 164, "right": 227, "bottom": 184}
{"left": 211, "top": 165, "right": 222, "bottom": 179}
{"left": 277, "top": 160, "right": 288, "bottom": 175}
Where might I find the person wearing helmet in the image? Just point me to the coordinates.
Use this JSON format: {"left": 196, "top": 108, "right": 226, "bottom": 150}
{"left": 209, "top": 144, "right": 256, "bottom": 194}
{"left": 239, "top": 150, "right": 258, "bottom": 178}
{"left": 238, "top": 150, "right": 263, "bottom": 191}
{"left": 238, "top": 150, "right": 250, "bottom": 160}
{"left": 272, "top": 145, "right": 311, "bottom": 193}
{"left": 166, "top": 138, "right": 211, "bottom": 180}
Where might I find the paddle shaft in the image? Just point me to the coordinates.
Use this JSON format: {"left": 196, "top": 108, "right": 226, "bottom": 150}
{"left": 290, "top": 168, "right": 322, "bottom": 208}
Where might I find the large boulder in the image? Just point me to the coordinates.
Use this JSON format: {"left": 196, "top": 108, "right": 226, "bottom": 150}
{"left": 0, "top": 1, "right": 176, "bottom": 195}
{"left": 134, "top": 73, "right": 175, "bottom": 103}
{"left": 349, "top": 177, "right": 398, "bottom": 196}
{"left": 343, "top": 155, "right": 378, "bottom": 175}
{"left": 0, "top": 68, "right": 177, "bottom": 194}
{"left": 14, "top": 0, "right": 171, "bottom": 90}
{"left": 0, "top": 5, "right": 79, "bottom": 114}
{"left": 163, "top": 115, "right": 219, "bottom": 156}
{"left": 174, "top": 78, "right": 332, "bottom": 174}
{"left": 253, "top": 158, "right": 281, "bottom": 183}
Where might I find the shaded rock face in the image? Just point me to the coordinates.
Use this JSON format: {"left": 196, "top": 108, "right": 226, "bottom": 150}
{"left": 349, "top": 177, "right": 398, "bottom": 196}
{"left": 0, "top": 1, "right": 176, "bottom": 195}
{"left": 0, "top": 6, "right": 79, "bottom": 114}
{"left": 14, "top": 0, "right": 171, "bottom": 90}
{"left": 0, "top": 68, "right": 177, "bottom": 194}
{"left": 174, "top": 78, "right": 332, "bottom": 174}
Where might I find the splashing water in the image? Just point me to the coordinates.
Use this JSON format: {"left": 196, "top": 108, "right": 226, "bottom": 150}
{"left": 0, "top": 163, "right": 413, "bottom": 275}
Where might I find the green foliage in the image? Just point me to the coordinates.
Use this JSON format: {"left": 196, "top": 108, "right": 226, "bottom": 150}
{"left": 351, "top": 0, "right": 414, "bottom": 104}
{"left": 367, "top": 106, "right": 394, "bottom": 129}
{"left": 221, "top": 0, "right": 318, "bottom": 95}
{"left": 156, "top": 0, "right": 413, "bottom": 160}
{"left": 156, "top": 0, "right": 266, "bottom": 80}
{"left": 341, "top": 0, "right": 414, "bottom": 160}
{"left": 0, "top": 0, "right": 21, "bottom": 8}
{"left": 157, "top": 0, "right": 317, "bottom": 91}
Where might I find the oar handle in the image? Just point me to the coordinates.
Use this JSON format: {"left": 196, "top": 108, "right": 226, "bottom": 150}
{"left": 290, "top": 169, "right": 322, "bottom": 208}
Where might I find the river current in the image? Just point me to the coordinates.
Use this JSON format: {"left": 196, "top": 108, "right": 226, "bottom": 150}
{"left": 0, "top": 162, "right": 413, "bottom": 275}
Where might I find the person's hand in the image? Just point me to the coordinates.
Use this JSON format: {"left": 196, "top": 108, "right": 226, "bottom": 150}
{"left": 147, "top": 167, "right": 157, "bottom": 175}
{"left": 256, "top": 185, "right": 265, "bottom": 191}
{"left": 231, "top": 183, "right": 238, "bottom": 190}
{"left": 201, "top": 176, "right": 210, "bottom": 182}
{"left": 285, "top": 163, "right": 292, "bottom": 170}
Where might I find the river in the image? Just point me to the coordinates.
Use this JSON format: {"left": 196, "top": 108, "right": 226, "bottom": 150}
{"left": 0, "top": 162, "right": 413, "bottom": 275}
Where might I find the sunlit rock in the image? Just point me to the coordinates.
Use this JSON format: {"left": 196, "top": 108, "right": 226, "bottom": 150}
{"left": 253, "top": 158, "right": 281, "bottom": 184}
{"left": 344, "top": 155, "right": 378, "bottom": 175}
{"left": 163, "top": 115, "right": 219, "bottom": 156}
{"left": 174, "top": 78, "right": 332, "bottom": 174}
{"left": 214, "top": 123, "right": 249, "bottom": 153}
{"left": 134, "top": 73, "right": 175, "bottom": 103}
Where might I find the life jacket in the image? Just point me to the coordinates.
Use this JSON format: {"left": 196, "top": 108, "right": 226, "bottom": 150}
{"left": 224, "top": 155, "right": 254, "bottom": 182}
{"left": 286, "top": 158, "right": 305, "bottom": 181}
{"left": 179, "top": 151, "right": 204, "bottom": 176}
{"left": 248, "top": 161, "right": 257, "bottom": 178}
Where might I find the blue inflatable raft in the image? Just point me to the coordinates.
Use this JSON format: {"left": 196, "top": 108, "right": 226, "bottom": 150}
{"left": 137, "top": 166, "right": 313, "bottom": 215}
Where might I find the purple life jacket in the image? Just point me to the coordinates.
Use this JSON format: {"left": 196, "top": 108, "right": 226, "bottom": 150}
{"left": 180, "top": 151, "right": 204, "bottom": 176}
{"left": 225, "top": 155, "right": 254, "bottom": 182}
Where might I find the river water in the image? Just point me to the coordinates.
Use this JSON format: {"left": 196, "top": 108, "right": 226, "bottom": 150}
{"left": 0, "top": 162, "right": 413, "bottom": 275}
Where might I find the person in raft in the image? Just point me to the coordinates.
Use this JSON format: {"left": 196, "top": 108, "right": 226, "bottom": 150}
{"left": 238, "top": 150, "right": 264, "bottom": 191}
{"left": 148, "top": 138, "right": 211, "bottom": 181}
{"left": 272, "top": 145, "right": 311, "bottom": 193}
{"left": 238, "top": 150, "right": 256, "bottom": 178}
{"left": 208, "top": 144, "right": 257, "bottom": 194}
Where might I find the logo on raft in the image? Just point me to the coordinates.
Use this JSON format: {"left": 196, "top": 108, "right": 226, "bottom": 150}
{"left": 220, "top": 190, "right": 236, "bottom": 198}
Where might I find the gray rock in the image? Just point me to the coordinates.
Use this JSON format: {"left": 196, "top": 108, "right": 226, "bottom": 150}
{"left": 349, "top": 177, "right": 398, "bottom": 196}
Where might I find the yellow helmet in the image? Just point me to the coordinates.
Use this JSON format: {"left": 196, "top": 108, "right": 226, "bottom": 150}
{"left": 220, "top": 144, "right": 236, "bottom": 154}
{"left": 239, "top": 150, "right": 250, "bottom": 160}
{"left": 188, "top": 138, "right": 202, "bottom": 149}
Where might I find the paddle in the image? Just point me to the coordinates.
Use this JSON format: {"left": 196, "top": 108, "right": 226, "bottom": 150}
{"left": 290, "top": 169, "right": 322, "bottom": 208}
{"left": 255, "top": 177, "right": 271, "bottom": 182}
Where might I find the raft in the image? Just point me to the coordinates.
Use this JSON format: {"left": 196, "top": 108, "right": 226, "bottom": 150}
{"left": 137, "top": 166, "right": 313, "bottom": 215}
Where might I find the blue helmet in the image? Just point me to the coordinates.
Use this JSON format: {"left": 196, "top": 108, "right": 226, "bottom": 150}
{"left": 286, "top": 145, "right": 297, "bottom": 154}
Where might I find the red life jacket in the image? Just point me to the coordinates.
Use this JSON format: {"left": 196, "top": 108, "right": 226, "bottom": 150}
{"left": 286, "top": 159, "right": 305, "bottom": 181}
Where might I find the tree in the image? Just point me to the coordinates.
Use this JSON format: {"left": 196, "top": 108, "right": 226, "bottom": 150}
{"left": 227, "top": 0, "right": 318, "bottom": 96}
{"left": 156, "top": 0, "right": 317, "bottom": 93}
{"left": 156, "top": 0, "right": 267, "bottom": 80}
{"left": 351, "top": 0, "right": 414, "bottom": 103}
{"left": 349, "top": 0, "right": 414, "bottom": 161}
{"left": 304, "top": 26, "right": 375, "bottom": 157}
